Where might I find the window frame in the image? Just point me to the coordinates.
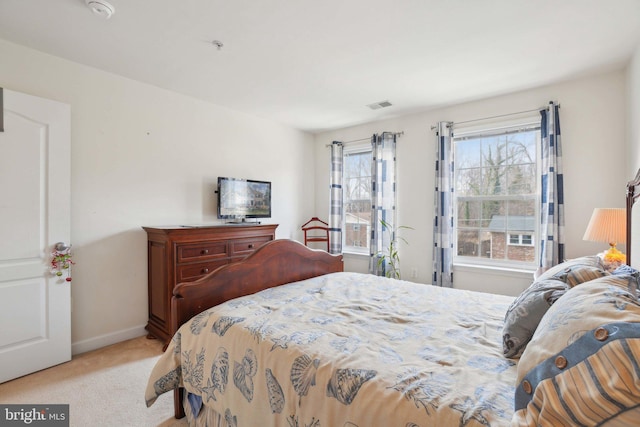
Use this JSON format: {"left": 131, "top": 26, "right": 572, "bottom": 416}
{"left": 452, "top": 118, "right": 541, "bottom": 270}
{"left": 509, "top": 233, "right": 534, "bottom": 247}
{"left": 341, "top": 142, "right": 372, "bottom": 255}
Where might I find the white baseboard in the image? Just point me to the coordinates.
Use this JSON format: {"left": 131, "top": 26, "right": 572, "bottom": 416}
{"left": 71, "top": 325, "right": 148, "bottom": 355}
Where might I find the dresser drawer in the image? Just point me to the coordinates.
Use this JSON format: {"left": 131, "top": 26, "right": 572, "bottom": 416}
{"left": 230, "top": 236, "right": 272, "bottom": 256}
{"left": 176, "top": 260, "right": 229, "bottom": 282}
{"left": 144, "top": 223, "right": 278, "bottom": 346}
{"left": 177, "top": 241, "right": 228, "bottom": 262}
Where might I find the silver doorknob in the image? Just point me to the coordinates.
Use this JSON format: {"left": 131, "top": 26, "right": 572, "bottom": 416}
{"left": 54, "top": 242, "right": 71, "bottom": 252}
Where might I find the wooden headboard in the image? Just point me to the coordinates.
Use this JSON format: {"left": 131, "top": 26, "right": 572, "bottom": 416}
{"left": 627, "top": 168, "right": 640, "bottom": 266}
{"left": 169, "top": 238, "right": 343, "bottom": 419}
{"left": 170, "top": 239, "right": 343, "bottom": 338}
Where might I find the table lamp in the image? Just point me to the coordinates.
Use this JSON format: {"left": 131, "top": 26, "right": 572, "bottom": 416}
{"left": 582, "top": 208, "right": 626, "bottom": 263}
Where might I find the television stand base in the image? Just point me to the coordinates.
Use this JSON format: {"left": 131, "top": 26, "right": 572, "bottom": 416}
{"left": 225, "top": 219, "right": 261, "bottom": 225}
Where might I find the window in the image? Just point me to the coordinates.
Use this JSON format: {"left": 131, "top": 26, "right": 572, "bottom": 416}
{"left": 342, "top": 144, "right": 372, "bottom": 254}
{"left": 454, "top": 122, "right": 540, "bottom": 268}
{"left": 509, "top": 233, "right": 534, "bottom": 246}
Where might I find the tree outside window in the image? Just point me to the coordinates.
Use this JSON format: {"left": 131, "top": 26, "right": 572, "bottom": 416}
{"left": 454, "top": 124, "right": 540, "bottom": 267}
{"left": 343, "top": 148, "right": 371, "bottom": 254}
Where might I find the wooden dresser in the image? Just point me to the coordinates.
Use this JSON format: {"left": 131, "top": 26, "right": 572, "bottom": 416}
{"left": 142, "top": 224, "right": 278, "bottom": 344}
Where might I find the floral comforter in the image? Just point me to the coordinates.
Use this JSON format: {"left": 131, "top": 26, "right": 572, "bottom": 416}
{"left": 146, "top": 272, "right": 516, "bottom": 427}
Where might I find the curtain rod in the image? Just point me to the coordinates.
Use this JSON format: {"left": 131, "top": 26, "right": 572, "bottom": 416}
{"left": 325, "top": 131, "right": 404, "bottom": 147}
{"left": 430, "top": 103, "right": 560, "bottom": 130}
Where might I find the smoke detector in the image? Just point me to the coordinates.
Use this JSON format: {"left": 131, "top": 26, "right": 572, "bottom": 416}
{"left": 85, "top": 0, "right": 115, "bottom": 19}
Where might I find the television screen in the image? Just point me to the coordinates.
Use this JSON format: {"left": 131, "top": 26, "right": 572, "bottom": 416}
{"left": 217, "top": 177, "right": 271, "bottom": 219}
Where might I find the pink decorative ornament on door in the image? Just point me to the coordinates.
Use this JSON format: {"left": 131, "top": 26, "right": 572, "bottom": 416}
{"left": 50, "top": 242, "right": 74, "bottom": 282}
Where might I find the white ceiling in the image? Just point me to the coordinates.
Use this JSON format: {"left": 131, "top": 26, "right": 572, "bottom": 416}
{"left": 1, "top": 0, "right": 639, "bottom": 133}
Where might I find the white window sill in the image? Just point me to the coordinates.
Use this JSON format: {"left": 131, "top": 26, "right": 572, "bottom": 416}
{"left": 342, "top": 251, "right": 370, "bottom": 258}
{"left": 454, "top": 262, "right": 535, "bottom": 279}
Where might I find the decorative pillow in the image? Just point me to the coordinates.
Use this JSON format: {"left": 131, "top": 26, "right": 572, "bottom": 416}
{"left": 512, "top": 275, "right": 640, "bottom": 426}
{"left": 502, "top": 256, "right": 609, "bottom": 359}
{"left": 613, "top": 264, "right": 640, "bottom": 276}
{"left": 502, "top": 279, "right": 569, "bottom": 359}
{"left": 613, "top": 264, "right": 640, "bottom": 295}
{"left": 536, "top": 255, "right": 608, "bottom": 287}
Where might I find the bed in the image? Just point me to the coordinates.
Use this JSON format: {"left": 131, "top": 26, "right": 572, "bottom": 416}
{"left": 146, "top": 170, "right": 640, "bottom": 426}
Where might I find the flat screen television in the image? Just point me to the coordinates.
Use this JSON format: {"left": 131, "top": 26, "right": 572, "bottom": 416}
{"left": 217, "top": 177, "right": 271, "bottom": 221}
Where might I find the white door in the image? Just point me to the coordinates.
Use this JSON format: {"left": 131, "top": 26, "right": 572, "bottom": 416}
{"left": 0, "top": 88, "right": 71, "bottom": 383}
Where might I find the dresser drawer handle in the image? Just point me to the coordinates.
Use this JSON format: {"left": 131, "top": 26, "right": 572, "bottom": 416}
{"left": 201, "top": 249, "right": 209, "bottom": 255}
{"left": 201, "top": 268, "right": 209, "bottom": 274}
{"left": 248, "top": 244, "right": 254, "bottom": 249}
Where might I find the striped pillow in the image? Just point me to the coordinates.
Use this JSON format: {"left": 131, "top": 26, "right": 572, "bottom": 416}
{"left": 512, "top": 275, "right": 640, "bottom": 426}
{"left": 536, "top": 255, "right": 608, "bottom": 287}
{"left": 562, "top": 264, "right": 608, "bottom": 287}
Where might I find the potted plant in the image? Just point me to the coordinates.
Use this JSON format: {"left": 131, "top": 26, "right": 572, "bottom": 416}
{"left": 377, "top": 219, "right": 413, "bottom": 279}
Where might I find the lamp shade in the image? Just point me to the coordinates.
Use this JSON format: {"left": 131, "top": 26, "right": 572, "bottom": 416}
{"left": 582, "top": 208, "right": 626, "bottom": 245}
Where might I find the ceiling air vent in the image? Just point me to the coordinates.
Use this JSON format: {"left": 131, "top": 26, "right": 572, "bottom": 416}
{"left": 367, "top": 100, "right": 393, "bottom": 110}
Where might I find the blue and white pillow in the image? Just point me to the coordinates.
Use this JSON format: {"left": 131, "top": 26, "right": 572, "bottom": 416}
{"left": 502, "top": 256, "right": 608, "bottom": 359}
{"left": 512, "top": 274, "right": 640, "bottom": 426}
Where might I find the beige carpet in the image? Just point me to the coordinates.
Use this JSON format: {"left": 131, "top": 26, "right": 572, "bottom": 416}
{"left": 0, "top": 336, "right": 188, "bottom": 427}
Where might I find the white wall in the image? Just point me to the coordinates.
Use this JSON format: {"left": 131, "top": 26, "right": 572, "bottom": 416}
{"left": 627, "top": 42, "right": 640, "bottom": 269}
{"left": 1, "top": 35, "right": 635, "bottom": 353}
{"left": 0, "top": 39, "right": 316, "bottom": 354}
{"left": 314, "top": 70, "right": 628, "bottom": 296}
{"left": 629, "top": 43, "right": 640, "bottom": 176}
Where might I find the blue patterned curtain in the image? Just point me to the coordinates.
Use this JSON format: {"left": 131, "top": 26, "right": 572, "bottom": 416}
{"left": 539, "top": 102, "right": 565, "bottom": 269}
{"left": 328, "top": 142, "right": 343, "bottom": 254}
{"left": 369, "top": 132, "right": 397, "bottom": 276}
{"left": 433, "top": 122, "right": 454, "bottom": 287}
